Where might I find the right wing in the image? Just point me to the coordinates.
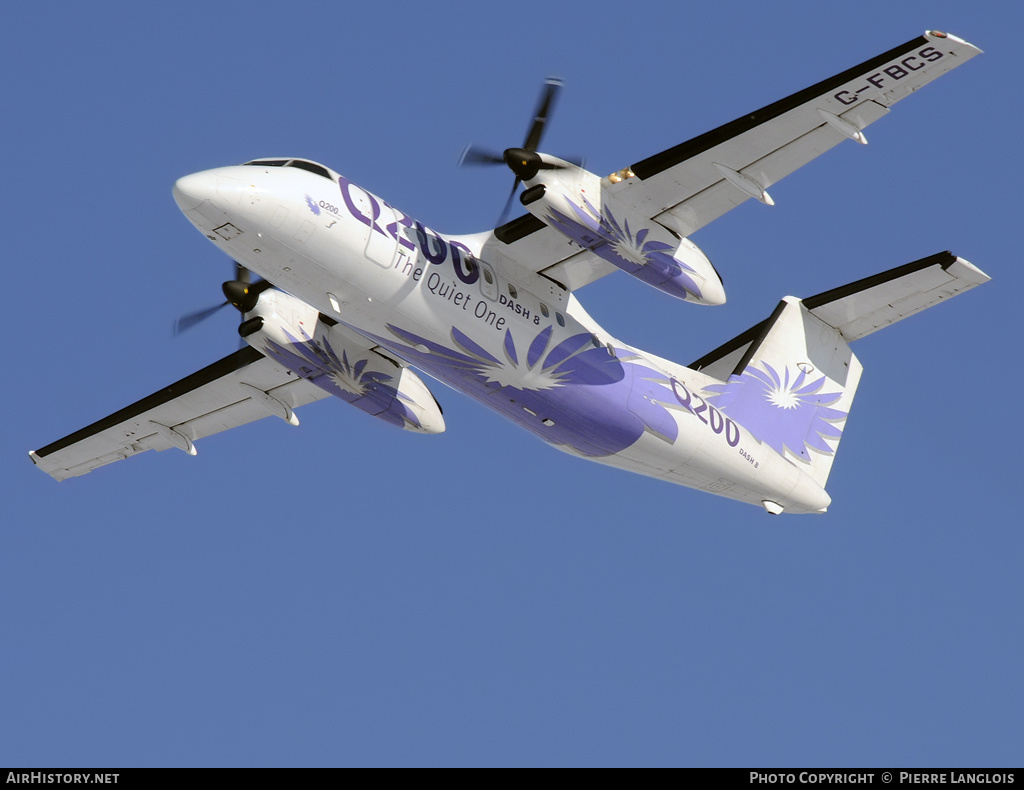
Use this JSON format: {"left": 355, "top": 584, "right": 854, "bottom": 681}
{"left": 30, "top": 347, "right": 328, "bottom": 481}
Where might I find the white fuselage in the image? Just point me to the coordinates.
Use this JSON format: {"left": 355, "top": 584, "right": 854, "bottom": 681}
{"left": 173, "top": 161, "right": 831, "bottom": 514}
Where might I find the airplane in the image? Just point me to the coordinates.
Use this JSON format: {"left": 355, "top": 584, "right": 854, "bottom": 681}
{"left": 30, "top": 30, "right": 990, "bottom": 514}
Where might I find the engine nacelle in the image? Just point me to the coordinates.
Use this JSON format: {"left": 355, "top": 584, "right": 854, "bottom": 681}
{"left": 241, "top": 289, "right": 445, "bottom": 434}
{"left": 520, "top": 157, "right": 726, "bottom": 305}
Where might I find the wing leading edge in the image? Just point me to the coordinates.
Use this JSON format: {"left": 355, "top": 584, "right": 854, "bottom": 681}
{"left": 30, "top": 347, "right": 328, "bottom": 481}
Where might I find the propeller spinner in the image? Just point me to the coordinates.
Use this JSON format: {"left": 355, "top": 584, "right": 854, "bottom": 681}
{"left": 174, "top": 262, "right": 275, "bottom": 335}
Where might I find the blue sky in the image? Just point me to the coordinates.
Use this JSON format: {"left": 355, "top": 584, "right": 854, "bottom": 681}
{"left": 2, "top": 1, "right": 1020, "bottom": 767}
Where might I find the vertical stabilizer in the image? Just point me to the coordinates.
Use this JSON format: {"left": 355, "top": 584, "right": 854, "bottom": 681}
{"left": 695, "top": 252, "right": 989, "bottom": 491}
{"left": 704, "top": 298, "right": 862, "bottom": 488}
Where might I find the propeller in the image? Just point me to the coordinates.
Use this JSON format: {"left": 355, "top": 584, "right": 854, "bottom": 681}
{"left": 174, "top": 262, "right": 275, "bottom": 335}
{"left": 459, "top": 78, "right": 574, "bottom": 225}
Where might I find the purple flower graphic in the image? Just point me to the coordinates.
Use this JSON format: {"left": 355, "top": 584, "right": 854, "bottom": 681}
{"left": 376, "top": 323, "right": 680, "bottom": 457}
{"left": 261, "top": 328, "right": 421, "bottom": 429}
{"left": 703, "top": 362, "right": 846, "bottom": 461}
{"left": 304, "top": 195, "right": 321, "bottom": 215}
{"left": 544, "top": 196, "right": 703, "bottom": 300}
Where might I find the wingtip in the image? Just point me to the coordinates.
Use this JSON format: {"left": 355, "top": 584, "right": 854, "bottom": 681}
{"left": 926, "top": 29, "right": 983, "bottom": 56}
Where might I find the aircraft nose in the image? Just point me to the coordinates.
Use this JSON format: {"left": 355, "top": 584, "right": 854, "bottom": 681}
{"left": 172, "top": 170, "right": 218, "bottom": 212}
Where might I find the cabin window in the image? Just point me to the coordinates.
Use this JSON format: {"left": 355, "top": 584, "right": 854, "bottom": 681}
{"left": 556, "top": 312, "right": 565, "bottom": 327}
{"left": 540, "top": 302, "right": 549, "bottom": 318}
{"left": 508, "top": 284, "right": 518, "bottom": 299}
{"left": 483, "top": 269, "right": 494, "bottom": 284}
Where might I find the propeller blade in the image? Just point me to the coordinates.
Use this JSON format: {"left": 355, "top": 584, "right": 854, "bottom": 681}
{"left": 174, "top": 301, "right": 229, "bottom": 335}
{"left": 523, "top": 78, "right": 562, "bottom": 152}
{"left": 497, "top": 177, "right": 522, "bottom": 226}
{"left": 459, "top": 145, "right": 506, "bottom": 167}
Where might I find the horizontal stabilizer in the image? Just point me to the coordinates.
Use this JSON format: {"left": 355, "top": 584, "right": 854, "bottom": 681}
{"left": 802, "top": 251, "right": 990, "bottom": 340}
{"left": 692, "top": 252, "right": 989, "bottom": 379}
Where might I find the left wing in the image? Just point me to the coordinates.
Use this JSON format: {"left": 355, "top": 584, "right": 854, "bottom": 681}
{"left": 613, "top": 30, "right": 980, "bottom": 237}
{"left": 487, "top": 31, "right": 980, "bottom": 288}
{"left": 30, "top": 347, "right": 328, "bottom": 481}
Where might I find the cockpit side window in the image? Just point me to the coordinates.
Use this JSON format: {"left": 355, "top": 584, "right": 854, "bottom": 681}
{"left": 242, "top": 159, "right": 289, "bottom": 167}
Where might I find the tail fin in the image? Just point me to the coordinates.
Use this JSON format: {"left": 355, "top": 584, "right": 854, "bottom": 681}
{"left": 693, "top": 252, "right": 990, "bottom": 488}
{"left": 702, "top": 297, "right": 861, "bottom": 488}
